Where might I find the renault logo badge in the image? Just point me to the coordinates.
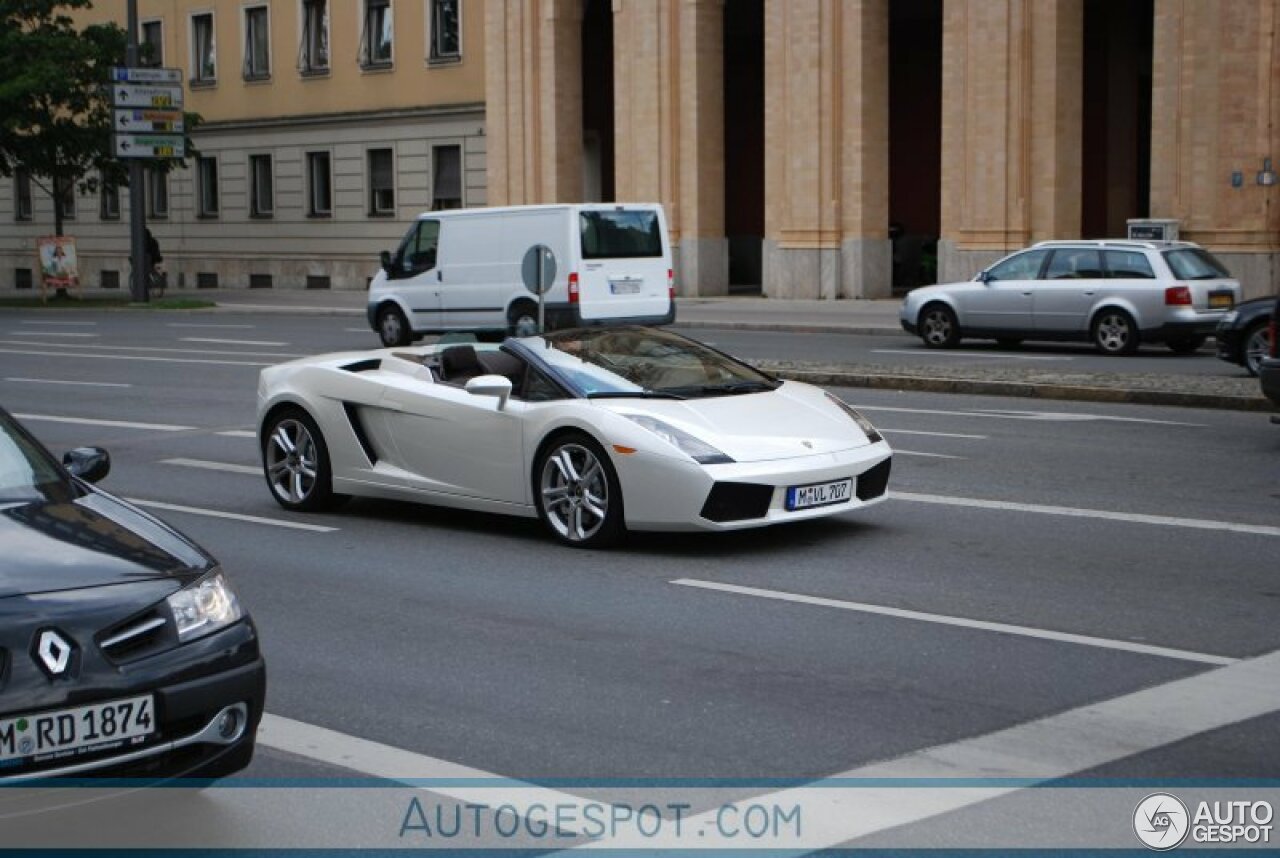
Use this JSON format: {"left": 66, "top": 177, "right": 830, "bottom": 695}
{"left": 35, "top": 629, "right": 74, "bottom": 677}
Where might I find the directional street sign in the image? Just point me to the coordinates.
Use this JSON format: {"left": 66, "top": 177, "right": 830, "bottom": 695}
{"left": 115, "top": 134, "right": 185, "bottom": 159}
{"left": 112, "top": 84, "right": 183, "bottom": 109}
{"left": 114, "top": 108, "right": 184, "bottom": 134}
{"left": 111, "top": 66, "right": 182, "bottom": 84}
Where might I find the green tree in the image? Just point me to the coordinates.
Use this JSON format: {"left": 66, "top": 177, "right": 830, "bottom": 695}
{"left": 0, "top": 0, "right": 127, "bottom": 236}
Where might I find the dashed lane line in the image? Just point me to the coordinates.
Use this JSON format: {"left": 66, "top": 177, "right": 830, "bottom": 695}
{"left": 125, "top": 498, "right": 337, "bottom": 532}
{"left": 0, "top": 347, "right": 272, "bottom": 368}
{"left": 14, "top": 413, "right": 194, "bottom": 432}
{"left": 4, "top": 378, "right": 131, "bottom": 388}
{"left": 162, "top": 458, "right": 260, "bottom": 475}
{"left": 181, "top": 337, "right": 288, "bottom": 347}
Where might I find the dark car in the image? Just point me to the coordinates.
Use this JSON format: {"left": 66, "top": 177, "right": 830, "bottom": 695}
{"left": 0, "top": 408, "right": 265, "bottom": 783}
{"left": 1215, "top": 296, "right": 1274, "bottom": 376}
{"left": 1260, "top": 296, "right": 1280, "bottom": 423}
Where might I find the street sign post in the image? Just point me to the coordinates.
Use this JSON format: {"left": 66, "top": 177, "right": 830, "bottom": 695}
{"left": 111, "top": 84, "right": 183, "bottom": 109}
{"left": 114, "top": 108, "right": 184, "bottom": 134}
{"left": 115, "top": 134, "right": 185, "bottom": 159}
{"left": 521, "top": 244, "right": 557, "bottom": 334}
{"left": 109, "top": 67, "right": 184, "bottom": 163}
{"left": 111, "top": 66, "right": 181, "bottom": 84}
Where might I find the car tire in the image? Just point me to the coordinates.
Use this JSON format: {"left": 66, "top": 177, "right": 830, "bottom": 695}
{"left": 376, "top": 304, "right": 412, "bottom": 348}
{"left": 261, "top": 407, "right": 344, "bottom": 512}
{"left": 534, "top": 432, "right": 624, "bottom": 548}
{"left": 1166, "top": 335, "right": 1207, "bottom": 355}
{"left": 995, "top": 337, "right": 1023, "bottom": 349}
{"left": 509, "top": 301, "right": 540, "bottom": 338}
{"left": 1091, "top": 308, "right": 1140, "bottom": 355}
{"left": 919, "top": 303, "right": 960, "bottom": 349}
{"left": 1242, "top": 320, "right": 1270, "bottom": 377}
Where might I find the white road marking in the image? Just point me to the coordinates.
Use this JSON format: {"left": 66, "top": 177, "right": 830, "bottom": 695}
{"left": 0, "top": 338, "right": 301, "bottom": 358}
{"left": 217, "top": 429, "right": 258, "bottom": 438}
{"left": 19, "top": 320, "right": 97, "bottom": 326}
{"left": 181, "top": 336, "right": 288, "bottom": 347}
{"left": 562, "top": 649, "right": 1280, "bottom": 851}
{"left": 126, "top": 499, "right": 337, "bottom": 532}
{"left": 345, "top": 328, "right": 372, "bottom": 333}
{"left": 853, "top": 403, "right": 1206, "bottom": 427}
{"left": 872, "top": 348, "right": 1073, "bottom": 362}
{"left": 13, "top": 413, "right": 194, "bottom": 432}
{"left": 0, "top": 347, "right": 272, "bottom": 368}
{"left": 881, "top": 428, "right": 987, "bottom": 440}
{"left": 671, "top": 579, "right": 1235, "bottom": 665}
{"left": 893, "top": 449, "right": 964, "bottom": 460}
{"left": 4, "top": 378, "right": 131, "bottom": 388}
{"left": 168, "top": 322, "right": 255, "bottom": 329}
{"left": 6, "top": 331, "right": 98, "bottom": 337}
{"left": 257, "top": 714, "right": 596, "bottom": 832}
{"left": 895, "top": 491, "right": 1280, "bottom": 538}
{"left": 162, "top": 458, "right": 260, "bottom": 475}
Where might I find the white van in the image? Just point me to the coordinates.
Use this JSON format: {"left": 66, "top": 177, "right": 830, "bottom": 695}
{"left": 367, "top": 203, "right": 676, "bottom": 346}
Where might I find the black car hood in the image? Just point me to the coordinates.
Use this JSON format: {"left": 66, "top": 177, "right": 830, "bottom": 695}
{"left": 0, "top": 487, "right": 211, "bottom": 599}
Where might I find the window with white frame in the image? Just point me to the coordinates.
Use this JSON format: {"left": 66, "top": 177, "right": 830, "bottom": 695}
{"left": 191, "top": 12, "right": 216, "bottom": 84}
{"left": 249, "top": 154, "right": 273, "bottom": 217}
{"left": 14, "top": 170, "right": 32, "bottom": 221}
{"left": 140, "top": 19, "right": 163, "bottom": 67}
{"left": 431, "top": 145, "right": 462, "bottom": 210}
{"left": 359, "top": 0, "right": 393, "bottom": 68}
{"left": 55, "top": 176, "right": 76, "bottom": 220}
{"left": 100, "top": 174, "right": 120, "bottom": 220}
{"left": 298, "top": 0, "right": 329, "bottom": 73}
{"left": 197, "top": 156, "right": 219, "bottom": 217}
{"left": 147, "top": 168, "right": 168, "bottom": 218}
{"left": 243, "top": 5, "right": 271, "bottom": 80}
{"left": 306, "top": 151, "right": 332, "bottom": 216}
{"left": 368, "top": 148, "right": 394, "bottom": 215}
{"left": 428, "top": 0, "right": 459, "bottom": 62}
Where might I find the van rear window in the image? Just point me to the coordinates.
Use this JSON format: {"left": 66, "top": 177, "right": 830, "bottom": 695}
{"left": 579, "top": 210, "right": 663, "bottom": 260}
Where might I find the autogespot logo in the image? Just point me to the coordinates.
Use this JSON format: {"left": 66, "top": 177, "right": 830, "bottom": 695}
{"left": 1134, "top": 793, "right": 1190, "bottom": 851}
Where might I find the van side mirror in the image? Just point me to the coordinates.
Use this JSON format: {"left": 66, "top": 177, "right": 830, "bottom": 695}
{"left": 380, "top": 250, "right": 393, "bottom": 272}
{"left": 465, "top": 375, "right": 512, "bottom": 411}
{"left": 63, "top": 447, "right": 111, "bottom": 483}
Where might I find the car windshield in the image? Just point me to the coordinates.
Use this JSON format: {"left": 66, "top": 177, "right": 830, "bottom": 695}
{"left": 527, "top": 328, "right": 779, "bottom": 399}
{"left": 1163, "top": 247, "right": 1231, "bottom": 280}
{"left": 0, "top": 412, "right": 70, "bottom": 503}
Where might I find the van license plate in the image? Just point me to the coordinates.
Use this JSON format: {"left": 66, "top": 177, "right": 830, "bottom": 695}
{"left": 1208, "top": 291, "right": 1234, "bottom": 309}
{"left": 785, "top": 478, "right": 853, "bottom": 511}
{"left": 609, "top": 279, "right": 642, "bottom": 295}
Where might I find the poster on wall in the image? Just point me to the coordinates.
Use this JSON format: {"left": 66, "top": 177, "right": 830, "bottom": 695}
{"left": 36, "top": 235, "right": 81, "bottom": 300}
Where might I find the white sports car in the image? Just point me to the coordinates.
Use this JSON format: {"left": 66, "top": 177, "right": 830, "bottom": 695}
{"left": 256, "top": 327, "right": 892, "bottom": 548}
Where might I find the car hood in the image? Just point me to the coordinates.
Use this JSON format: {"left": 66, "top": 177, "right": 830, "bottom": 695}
{"left": 0, "top": 488, "right": 212, "bottom": 599}
{"left": 597, "top": 381, "right": 876, "bottom": 463}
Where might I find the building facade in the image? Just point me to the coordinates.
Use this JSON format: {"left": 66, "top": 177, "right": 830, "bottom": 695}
{"left": 3, "top": 0, "right": 1278, "bottom": 300}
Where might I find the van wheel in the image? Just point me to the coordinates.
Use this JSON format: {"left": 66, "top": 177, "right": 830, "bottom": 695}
{"left": 377, "top": 305, "right": 411, "bottom": 347}
{"left": 509, "top": 302, "right": 540, "bottom": 337}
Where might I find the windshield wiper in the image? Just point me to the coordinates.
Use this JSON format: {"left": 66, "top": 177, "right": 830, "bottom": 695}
{"left": 663, "top": 381, "right": 777, "bottom": 396}
{"left": 586, "top": 390, "right": 687, "bottom": 400}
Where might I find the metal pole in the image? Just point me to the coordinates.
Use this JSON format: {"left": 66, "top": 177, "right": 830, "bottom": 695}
{"left": 126, "top": 0, "right": 148, "bottom": 302}
{"left": 537, "top": 250, "right": 546, "bottom": 334}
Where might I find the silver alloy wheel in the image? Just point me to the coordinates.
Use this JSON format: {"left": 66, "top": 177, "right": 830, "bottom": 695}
{"left": 1245, "top": 325, "right": 1270, "bottom": 376}
{"left": 379, "top": 308, "right": 405, "bottom": 347}
{"left": 921, "top": 307, "right": 954, "bottom": 346}
{"left": 1095, "top": 312, "right": 1133, "bottom": 353}
{"left": 540, "top": 443, "right": 609, "bottom": 543}
{"left": 265, "top": 418, "right": 319, "bottom": 504}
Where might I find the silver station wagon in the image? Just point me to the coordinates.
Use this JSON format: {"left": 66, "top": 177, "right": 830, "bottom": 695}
{"left": 899, "top": 240, "right": 1241, "bottom": 355}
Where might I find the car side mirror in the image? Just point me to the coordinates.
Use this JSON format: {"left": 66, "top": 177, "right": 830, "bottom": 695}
{"left": 380, "top": 250, "right": 393, "bottom": 272}
{"left": 465, "top": 375, "right": 513, "bottom": 411}
{"left": 63, "top": 447, "right": 111, "bottom": 483}
{"left": 978, "top": 270, "right": 993, "bottom": 285}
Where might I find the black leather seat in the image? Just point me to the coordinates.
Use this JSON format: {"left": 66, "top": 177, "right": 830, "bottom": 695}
{"left": 440, "top": 345, "right": 484, "bottom": 384}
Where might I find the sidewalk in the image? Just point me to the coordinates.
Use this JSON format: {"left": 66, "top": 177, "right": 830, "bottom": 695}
{"left": 0, "top": 287, "right": 1270, "bottom": 412}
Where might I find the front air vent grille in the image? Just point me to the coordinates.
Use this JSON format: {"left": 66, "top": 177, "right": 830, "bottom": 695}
{"left": 98, "top": 609, "right": 171, "bottom": 663}
{"left": 856, "top": 458, "right": 892, "bottom": 502}
{"left": 341, "top": 359, "right": 382, "bottom": 373}
{"left": 700, "top": 482, "right": 773, "bottom": 523}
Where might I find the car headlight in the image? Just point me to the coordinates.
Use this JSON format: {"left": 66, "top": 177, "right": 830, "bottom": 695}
{"left": 824, "top": 392, "right": 883, "bottom": 443}
{"left": 623, "top": 414, "right": 734, "bottom": 464}
{"left": 167, "top": 570, "right": 244, "bottom": 643}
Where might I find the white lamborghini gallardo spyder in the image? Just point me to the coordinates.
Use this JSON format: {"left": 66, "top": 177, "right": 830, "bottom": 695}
{"left": 257, "top": 326, "right": 892, "bottom": 548}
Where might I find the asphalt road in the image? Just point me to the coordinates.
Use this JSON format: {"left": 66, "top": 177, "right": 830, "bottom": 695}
{"left": 2, "top": 308, "right": 1277, "bottom": 850}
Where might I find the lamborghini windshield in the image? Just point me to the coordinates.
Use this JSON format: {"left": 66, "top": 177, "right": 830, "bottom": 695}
{"left": 526, "top": 327, "right": 780, "bottom": 399}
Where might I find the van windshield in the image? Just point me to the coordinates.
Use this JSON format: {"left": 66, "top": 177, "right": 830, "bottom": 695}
{"left": 579, "top": 210, "right": 663, "bottom": 260}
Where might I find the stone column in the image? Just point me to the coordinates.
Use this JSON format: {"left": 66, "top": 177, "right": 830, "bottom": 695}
{"left": 763, "top": 0, "right": 890, "bottom": 300}
{"left": 938, "top": 0, "right": 1083, "bottom": 283}
{"left": 484, "top": 0, "right": 583, "bottom": 204}
{"left": 1150, "top": 0, "right": 1280, "bottom": 299}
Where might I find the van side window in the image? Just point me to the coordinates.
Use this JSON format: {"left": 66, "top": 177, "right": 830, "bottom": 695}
{"left": 392, "top": 220, "right": 440, "bottom": 278}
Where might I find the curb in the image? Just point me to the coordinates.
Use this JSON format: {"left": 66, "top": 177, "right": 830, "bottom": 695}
{"left": 209, "top": 302, "right": 365, "bottom": 317}
{"left": 765, "top": 367, "right": 1273, "bottom": 413}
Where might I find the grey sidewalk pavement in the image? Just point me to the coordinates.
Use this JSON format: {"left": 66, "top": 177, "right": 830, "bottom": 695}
{"left": 1, "top": 287, "right": 1271, "bottom": 413}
